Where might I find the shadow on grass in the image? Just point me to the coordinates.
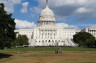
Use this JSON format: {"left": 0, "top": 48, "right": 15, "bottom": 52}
{"left": 0, "top": 53, "right": 13, "bottom": 59}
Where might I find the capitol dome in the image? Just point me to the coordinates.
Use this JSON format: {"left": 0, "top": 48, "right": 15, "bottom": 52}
{"left": 39, "top": 0, "right": 56, "bottom": 22}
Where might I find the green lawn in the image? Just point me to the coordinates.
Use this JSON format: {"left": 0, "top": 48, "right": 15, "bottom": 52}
{"left": 0, "top": 47, "right": 96, "bottom": 63}
{"left": 0, "top": 47, "right": 96, "bottom": 52}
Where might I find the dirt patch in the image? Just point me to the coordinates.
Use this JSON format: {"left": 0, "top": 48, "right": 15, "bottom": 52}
{"left": 0, "top": 51, "right": 96, "bottom": 63}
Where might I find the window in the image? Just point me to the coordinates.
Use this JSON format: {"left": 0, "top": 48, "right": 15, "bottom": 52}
{"left": 49, "top": 40, "right": 50, "bottom": 42}
{"left": 42, "top": 40, "right": 44, "bottom": 43}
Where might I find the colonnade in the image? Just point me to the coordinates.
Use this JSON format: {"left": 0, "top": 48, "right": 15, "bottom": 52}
{"left": 39, "top": 30, "right": 57, "bottom": 39}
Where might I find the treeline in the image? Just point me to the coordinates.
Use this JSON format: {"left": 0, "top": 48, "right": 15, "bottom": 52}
{"left": 0, "top": 3, "right": 29, "bottom": 50}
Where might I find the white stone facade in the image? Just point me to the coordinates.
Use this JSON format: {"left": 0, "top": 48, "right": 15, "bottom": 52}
{"left": 15, "top": 0, "right": 78, "bottom": 47}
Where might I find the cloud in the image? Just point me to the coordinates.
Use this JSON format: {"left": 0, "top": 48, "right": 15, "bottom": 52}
{"left": 56, "top": 23, "right": 78, "bottom": 29}
{"left": 12, "top": 0, "right": 21, "bottom": 4}
{"left": 56, "top": 23, "right": 69, "bottom": 28}
{"left": 0, "top": 0, "right": 21, "bottom": 13}
{"left": 75, "top": 7, "right": 89, "bottom": 14}
{"left": 15, "top": 19, "right": 78, "bottom": 29}
{"left": 78, "top": 24, "right": 93, "bottom": 27}
{"left": 15, "top": 19, "right": 37, "bottom": 29}
{"left": 21, "top": 2, "right": 29, "bottom": 13}
{"left": 91, "top": 25, "right": 96, "bottom": 28}
{"left": 78, "top": 24, "right": 96, "bottom": 28}
{"left": 36, "top": 0, "right": 96, "bottom": 20}
{"left": 67, "top": 25, "right": 79, "bottom": 29}
{"left": 29, "top": 7, "right": 42, "bottom": 18}
{"left": 30, "top": 7, "right": 42, "bottom": 14}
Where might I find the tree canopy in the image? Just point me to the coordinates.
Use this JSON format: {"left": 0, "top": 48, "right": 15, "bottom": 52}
{"left": 14, "top": 35, "right": 29, "bottom": 47}
{"left": 0, "top": 3, "right": 16, "bottom": 49}
{"left": 73, "top": 32, "right": 96, "bottom": 48}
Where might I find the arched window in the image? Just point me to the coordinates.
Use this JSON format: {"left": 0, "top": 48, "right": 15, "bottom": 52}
{"left": 42, "top": 40, "right": 44, "bottom": 43}
{"left": 49, "top": 40, "right": 50, "bottom": 42}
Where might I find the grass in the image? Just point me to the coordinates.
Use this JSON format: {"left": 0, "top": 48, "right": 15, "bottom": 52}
{"left": 0, "top": 47, "right": 96, "bottom": 52}
{"left": 0, "top": 47, "right": 96, "bottom": 63}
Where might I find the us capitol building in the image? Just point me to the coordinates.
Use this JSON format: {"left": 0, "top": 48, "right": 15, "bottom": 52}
{"left": 15, "top": 0, "right": 80, "bottom": 47}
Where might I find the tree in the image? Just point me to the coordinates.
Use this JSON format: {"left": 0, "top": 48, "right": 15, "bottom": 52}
{"left": 73, "top": 32, "right": 96, "bottom": 47}
{"left": 0, "top": 3, "right": 16, "bottom": 49}
{"left": 15, "top": 35, "right": 29, "bottom": 47}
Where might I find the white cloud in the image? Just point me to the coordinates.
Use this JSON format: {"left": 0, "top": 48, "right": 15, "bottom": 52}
{"left": 0, "top": 0, "right": 22, "bottom": 13}
{"left": 91, "top": 25, "right": 96, "bottom": 28}
{"left": 21, "top": 2, "right": 29, "bottom": 13}
{"left": 12, "top": 0, "right": 21, "bottom": 4}
{"left": 77, "top": 24, "right": 96, "bottom": 28}
{"left": 30, "top": 7, "right": 42, "bottom": 14}
{"left": 29, "top": 7, "right": 42, "bottom": 18}
{"left": 15, "top": 19, "right": 37, "bottom": 29}
{"left": 67, "top": 25, "right": 78, "bottom": 29}
{"left": 15, "top": 19, "right": 78, "bottom": 29}
{"left": 56, "top": 23, "right": 69, "bottom": 28}
{"left": 78, "top": 24, "right": 95, "bottom": 27}
{"left": 75, "top": 7, "right": 89, "bottom": 13}
{"left": 56, "top": 23, "right": 78, "bottom": 29}
{"left": 36, "top": 0, "right": 96, "bottom": 20}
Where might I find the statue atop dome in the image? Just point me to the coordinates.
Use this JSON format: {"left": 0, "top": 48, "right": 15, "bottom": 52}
{"left": 46, "top": 0, "right": 48, "bottom": 7}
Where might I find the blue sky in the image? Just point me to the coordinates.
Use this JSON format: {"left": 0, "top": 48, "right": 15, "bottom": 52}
{"left": 13, "top": 0, "right": 39, "bottom": 22}
{"left": 0, "top": 0, "right": 96, "bottom": 29}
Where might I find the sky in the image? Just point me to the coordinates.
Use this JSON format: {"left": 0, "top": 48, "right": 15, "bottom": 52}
{"left": 0, "top": 0, "right": 96, "bottom": 29}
